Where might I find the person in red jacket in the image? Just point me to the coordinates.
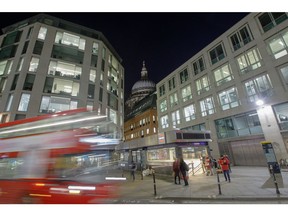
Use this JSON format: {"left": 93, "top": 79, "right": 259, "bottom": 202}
{"left": 219, "top": 155, "right": 231, "bottom": 182}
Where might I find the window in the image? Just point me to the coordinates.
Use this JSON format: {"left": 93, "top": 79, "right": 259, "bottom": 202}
{"left": 267, "top": 30, "right": 288, "bottom": 59}
{"left": 258, "top": 13, "right": 287, "bottom": 33}
{"left": 99, "top": 87, "right": 103, "bottom": 102}
{"left": 213, "top": 63, "right": 233, "bottom": 86}
{"left": 169, "top": 92, "right": 178, "bottom": 108}
{"left": 160, "top": 115, "right": 169, "bottom": 129}
{"left": 88, "top": 84, "right": 95, "bottom": 99}
{"left": 23, "top": 74, "right": 35, "bottom": 91}
{"left": 10, "top": 74, "right": 19, "bottom": 91}
{"left": 38, "top": 27, "right": 47, "bottom": 40}
{"left": 280, "top": 65, "right": 288, "bottom": 86}
{"left": 230, "top": 25, "right": 253, "bottom": 51}
{"left": 0, "top": 60, "right": 13, "bottom": 75}
{"left": 0, "top": 77, "right": 7, "bottom": 93}
{"left": 92, "top": 42, "right": 99, "bottom": 55}
{"left": 244, "top": 74, "right": 273, "bottom": 102}
{"left": 160, "top": 99, "right": 167, "bottom": 112}
{"left": 28, "top": 57, "right": 39, "bottom": 72}
{"left": 55, "top": 31, "right": 86, "bottom": 50}
{"left": 16, "top": 57, "right": 24, "bottom": 71}
{"left": 218, "top": 87, "right": 240, "bottom": 111}
{"left": 195, "top": 75, "right": 210, "bottom": 95}
{"left": 39, "top": 96, "right": 77, "bottom": 113}
{"left": 26, "top": 27, "right": 33, "bottom": 39}
{"left": 215, "top": 112, "right": 262, "bottom": 139}
{"left": 168, "top": 77, "right": 176, "bottom": 91}
{"left": 0, "top": 45, "right": 17, "bottom": 61}
{"left": 5, "top": 94, "right": 14, "bottom": 111}
{"left": 192, "top": 57, "right": 205, "bottom": 75}
{"left": 22, "top": 41, "right": 29, "bottom": 54}
{"left": 159, "top": 84, "right": 166, "bottom": 97}
{"left": 1, "top": 30, "right": 22, "bottom": 47}
{"left": 171, "top": 110, "right": 181, "bottom": 127}
{"left": 273, "top": 102, "right": 288, "bottom": 130}
{"left": 237, "top": 48, "right": 262, "bottom": 74}
{"left": 18, "top": 93, "right": 30, "bottom": 111}
{"left": 181, "top": 85, "right": 192, "bottom": 102}
{"left": 43, "top": 77, "right": 79, "bottom": 96}
{"left": 200, "top": 96, "right": 215, "bottom": 117}
{"left": 179, "top": 68, "right": 189, "bottom": 84}
{"left": 33, "top": 40, "right": 44, "bottom": 55}
{"left": 109, "top": 109, "right": 117, "bottom": 124}
{"left": 90, "top": 69, "right": 96, "bottom": 82}
{"left": 48, "top": 61, "right": 82, "bottom": 79}
{"left": 183, "top": 104, "right": 196, "bottom": 122}
{"left": 209, "top": 44, "right": 225, "bottom": 64}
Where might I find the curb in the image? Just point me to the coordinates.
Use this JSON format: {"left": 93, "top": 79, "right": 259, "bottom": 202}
{"left": 155, "top": 195, "right": 288, "bottom": 201}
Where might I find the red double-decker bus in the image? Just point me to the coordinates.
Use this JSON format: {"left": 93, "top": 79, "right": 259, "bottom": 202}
{"left": 0, "top": 108, "right": 120, "bottom": 204}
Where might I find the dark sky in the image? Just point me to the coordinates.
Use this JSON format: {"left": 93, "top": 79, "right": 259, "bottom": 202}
{"left": 0, "top": 12, "right": 248, "bottom": 99}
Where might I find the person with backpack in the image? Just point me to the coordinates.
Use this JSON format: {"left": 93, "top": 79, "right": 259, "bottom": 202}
{"left": 179, "top": 158, "right": 189, "bottom": 186}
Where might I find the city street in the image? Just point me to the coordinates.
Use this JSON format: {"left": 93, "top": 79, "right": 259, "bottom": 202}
{"left": 74, "top": 165, "right": 288, "bottom": 204}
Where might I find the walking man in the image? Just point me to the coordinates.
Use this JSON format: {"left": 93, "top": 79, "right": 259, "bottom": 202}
{"left": 131, "top": 160, "right": 136, "bottom": 181}
{"left": 219, "top": 155, "right": 231, "bottom": 182}
{"left": 172, "top": 158, "right": 181, "bottom": 184}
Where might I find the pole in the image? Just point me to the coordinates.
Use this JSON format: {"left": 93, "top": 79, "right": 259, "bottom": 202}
{"left": 192, "top": 162, "right": 195, "bottom": 176}
{"left": 270, "top": 165, "right": 280, "bottom": 195}
{"left": 152, "top": 170, "right": 157, "bottom": 196}
{"left": 216, "top": 170, "right": 222, "bottom": 195}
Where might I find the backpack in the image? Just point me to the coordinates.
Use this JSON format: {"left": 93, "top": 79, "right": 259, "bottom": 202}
{"left": 184, "top": 162, "right": 189, "bottom": 171}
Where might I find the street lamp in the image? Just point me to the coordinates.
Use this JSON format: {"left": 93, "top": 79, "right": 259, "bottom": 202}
{"left": 256, "top": 99, "right": 264, "bottom": 106}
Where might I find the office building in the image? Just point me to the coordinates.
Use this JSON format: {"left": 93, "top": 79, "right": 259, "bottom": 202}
{"left": 0, "top": 14, "right": 124, "bottom": 138}
{"left": 157, "top": 12, "right": 288, "bottom": 166}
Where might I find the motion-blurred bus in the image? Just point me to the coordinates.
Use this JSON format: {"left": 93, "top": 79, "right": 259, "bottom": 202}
{"left": 0, "top": 108, "right": 120, "bottom": 204}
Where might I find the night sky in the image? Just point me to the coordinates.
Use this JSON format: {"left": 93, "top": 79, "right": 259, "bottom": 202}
{"left": 0, "top": 12, "right": 248, "bottom": 99}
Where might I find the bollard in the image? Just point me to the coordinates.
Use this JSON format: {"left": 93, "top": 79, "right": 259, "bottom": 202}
{"left": 270, "top": 165, "right": 280, "bottom": 195}
{"left": 216, "top": 170, "right": 222, "bottom": 195}
{"left": 191, "top": 162, "right": 195, "bottom": 176}
{"left": 152, "top": 170, "right": 157, "bottom": 196}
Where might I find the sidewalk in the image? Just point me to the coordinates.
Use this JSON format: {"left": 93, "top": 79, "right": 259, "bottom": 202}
{"left": 116, "top": 166, "right": 288, "bottom": 202}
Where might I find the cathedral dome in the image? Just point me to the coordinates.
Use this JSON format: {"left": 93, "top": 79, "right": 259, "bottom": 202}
{"left": 131, "top": 61, "right": 155, "bottom": 94}
{"left": 132, "top": 79, "right": 156, "bottom": 94}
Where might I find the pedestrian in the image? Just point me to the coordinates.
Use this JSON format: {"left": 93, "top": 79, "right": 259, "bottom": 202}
{"left": 179, "top": 158, "right": 189, "bottom": 186}
{"left": 224, "top": 154, "right": 232, "bottom": 173}
{"left": 219, "top": 155, "right": 231, "bottom": 182}
{"left": 204, "top": 156, "right": 213, "bottom": 176}
{"left": 172, "top": 157, "right": 181, "bottom": 185}
{"left": 130, "top": 160, "right": 136, "bottom": 181}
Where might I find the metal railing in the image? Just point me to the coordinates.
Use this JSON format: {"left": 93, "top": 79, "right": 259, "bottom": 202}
{"left": 188, "top": 162, "right": 205, "bottom": 175}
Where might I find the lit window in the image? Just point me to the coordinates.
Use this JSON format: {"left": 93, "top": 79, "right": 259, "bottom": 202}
{"left": 200, "top": 97, "right": 215, "bottom": 117}
{"left": 244, "top": 74, "right": 273, "bottom": 102}
{"left": 268, "top": 30, "right": 288, "bottom": 59}
{"left": 218, "top": 87, "right": 240, "bottom": 110}
{"left": 195, "top": 75, "right": 210, "bottom": 95}
{"left": 18, "top": 93, "right": 31, "bottom": 111}
{"left": 183, "top": 104, "right": 196, "bottom": 122}
{"left": 38, "top": 27, "right": 47, "bottom": 40}
{"left": 181, "top": 85, "right": 192, "bottom": 102}
{"left": 213, "top": 63, "right": 233, "bottom": 86}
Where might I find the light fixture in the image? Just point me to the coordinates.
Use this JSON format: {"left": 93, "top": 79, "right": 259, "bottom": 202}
{"left": 256, "top": 99, "right": 264, "bottom": 106}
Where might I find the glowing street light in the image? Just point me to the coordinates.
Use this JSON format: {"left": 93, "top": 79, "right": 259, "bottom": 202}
{"left": 256, "top": 99, "right": 264, "bottom": 106}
